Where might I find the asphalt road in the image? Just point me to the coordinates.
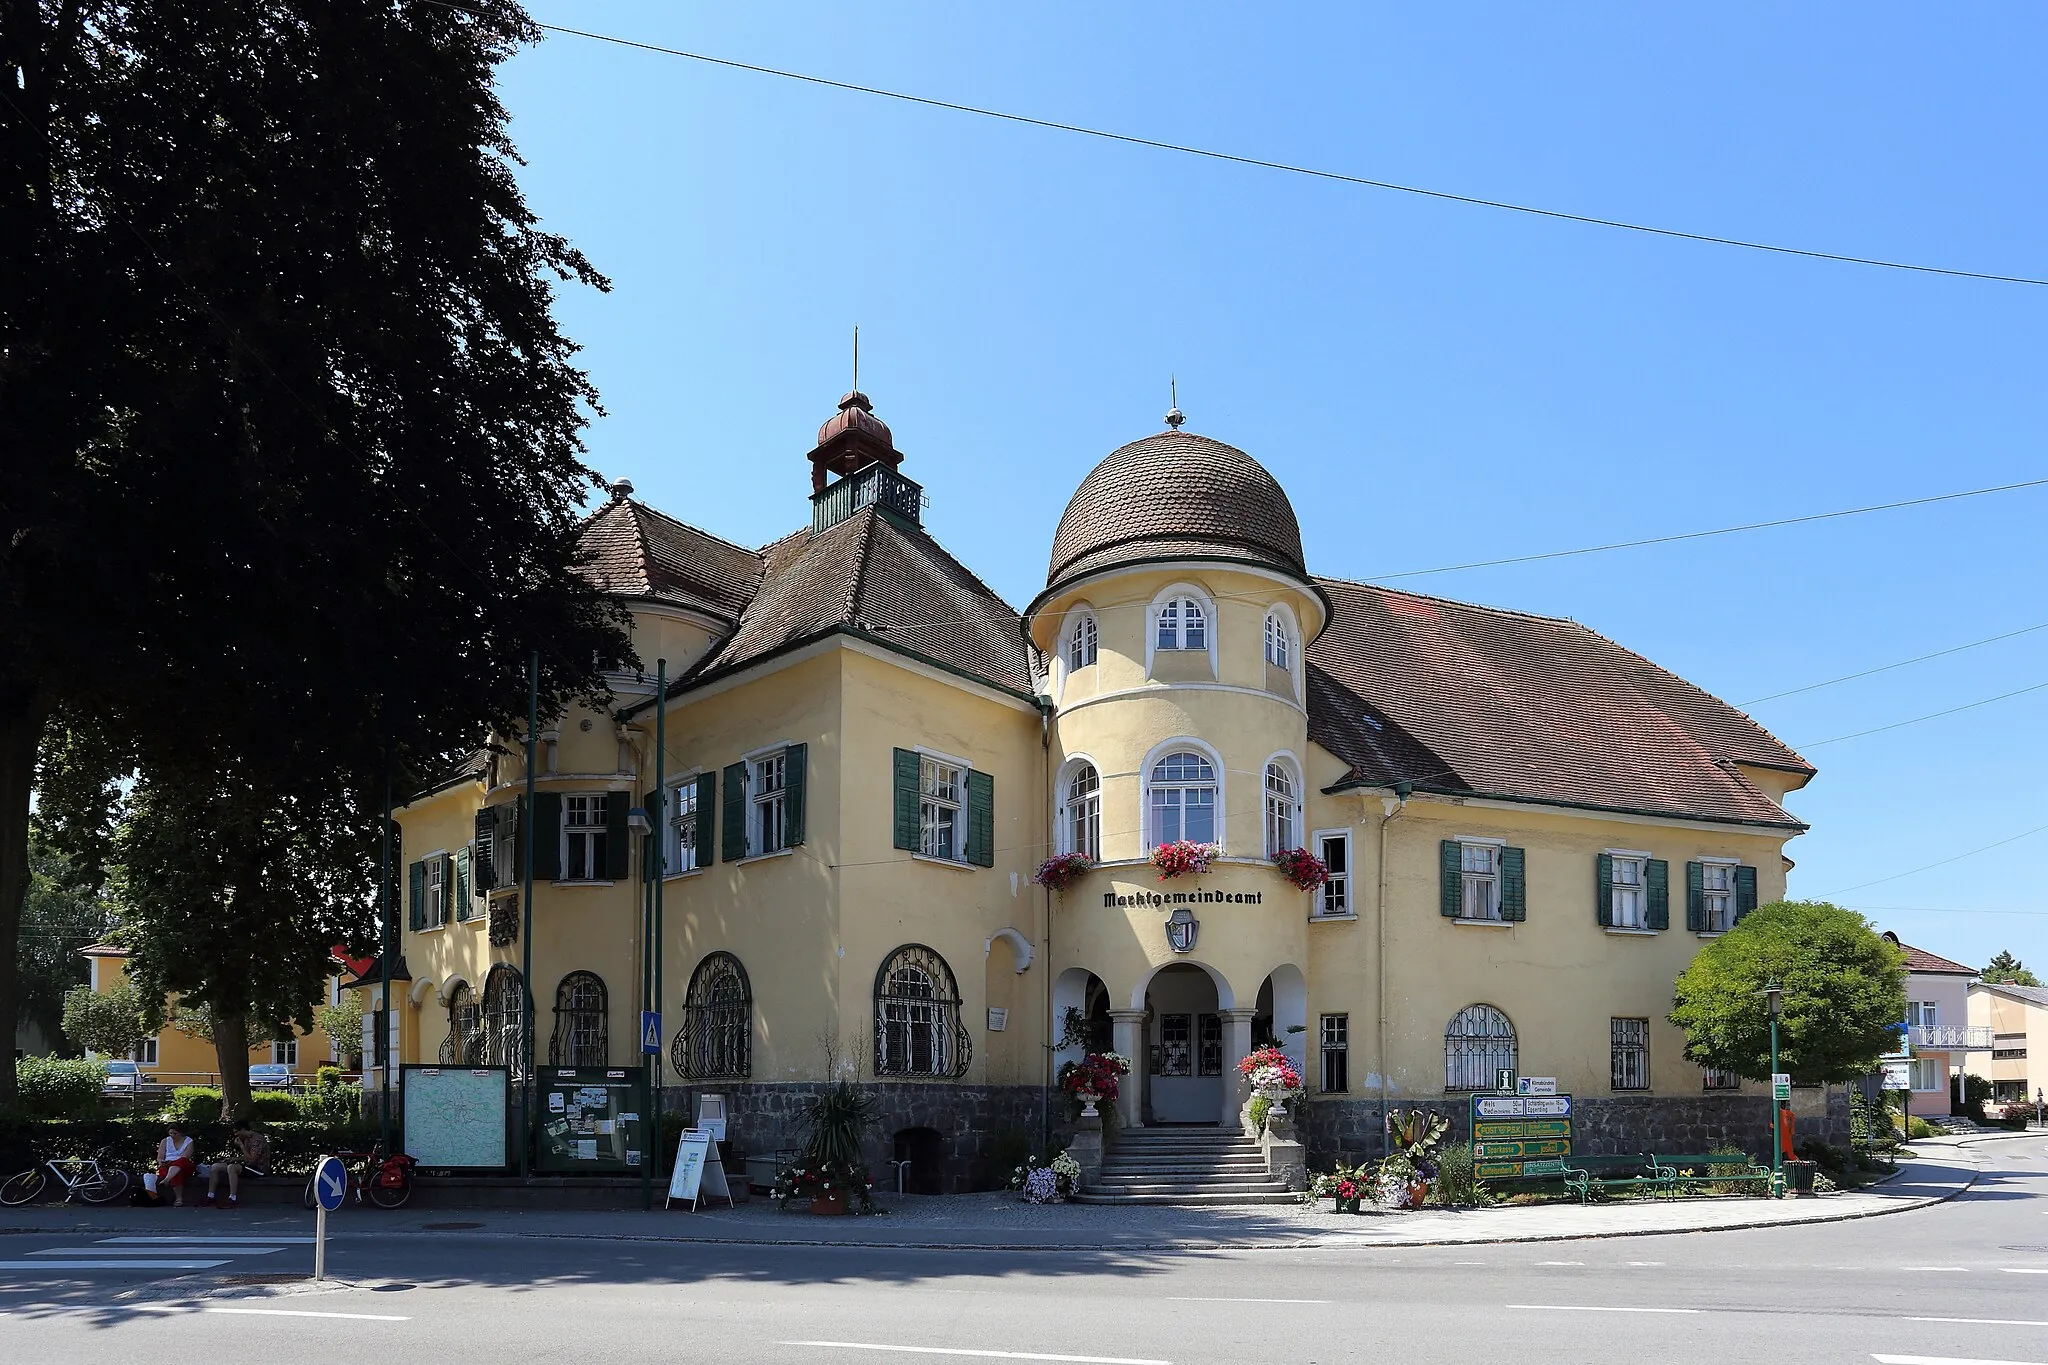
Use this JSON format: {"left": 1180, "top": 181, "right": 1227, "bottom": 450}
{"left": 4, "top": 1134, "right": 2045, "bottom": 1365}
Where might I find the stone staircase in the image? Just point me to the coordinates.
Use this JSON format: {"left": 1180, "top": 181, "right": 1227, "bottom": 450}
{"left": 1073, "top": 1126, "right": 1295, "bottom": 1206}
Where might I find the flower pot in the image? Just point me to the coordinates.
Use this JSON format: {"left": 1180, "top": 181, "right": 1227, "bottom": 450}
{"left": 810, "top": 1189, "right": 848, "bottom": 1217}
{"left": 1408, "top": 1181, "right": 1430, "bottom": 1209}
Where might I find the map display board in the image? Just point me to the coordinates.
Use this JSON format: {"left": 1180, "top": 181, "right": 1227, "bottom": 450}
{"left": 401, "top": 1066, "right": 510, "bottom": 1171}
{"left": 535, "top": 1067, "right": 646, "bottom": 1175}
{"left": 1471, "top": 1093, "right": 1573, "bottom": 1179}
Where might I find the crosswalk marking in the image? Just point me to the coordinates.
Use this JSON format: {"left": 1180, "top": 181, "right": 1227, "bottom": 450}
{"left": 26, "top": 1246, "right": 283, "bottom": 1257}
{"left": 0, "top": 1260, "right": 229, "bottom": 1270}
{"left": 96, "top": 1236, "right": 316, "bottom": 1245}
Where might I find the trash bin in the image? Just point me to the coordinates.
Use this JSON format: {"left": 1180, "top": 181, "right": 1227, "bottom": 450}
{"left": 1785, "top": 1159, "right": 1816, "bottom": 1195}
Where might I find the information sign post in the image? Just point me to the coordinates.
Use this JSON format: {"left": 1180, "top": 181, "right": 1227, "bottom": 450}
{"left": 1470, "top": 1094, "right": 1574, "bottom": 1180}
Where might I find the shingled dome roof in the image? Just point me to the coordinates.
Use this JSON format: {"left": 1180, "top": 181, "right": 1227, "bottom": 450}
{"left": 1045, "top": 430, "right": 1309, "bottom": 592}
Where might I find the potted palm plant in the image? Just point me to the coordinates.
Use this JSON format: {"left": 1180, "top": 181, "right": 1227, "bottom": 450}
{"left": 778, "top": 1079, "right": 881, "bottom": 1216}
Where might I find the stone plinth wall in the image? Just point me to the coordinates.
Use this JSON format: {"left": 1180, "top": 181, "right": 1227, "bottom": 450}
{"left": 1301, "top": 1090, "right": 1850, "bottom": 1168}
{"left": 661, "top": 1082, "right": 1062, "bottom": 1194}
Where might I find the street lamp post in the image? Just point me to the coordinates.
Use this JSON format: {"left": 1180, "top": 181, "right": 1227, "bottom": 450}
{"left": 1764, "top": 982, "right": 1784, "bottom": 1200}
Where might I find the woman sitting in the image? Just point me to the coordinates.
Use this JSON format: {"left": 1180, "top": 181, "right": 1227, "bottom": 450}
{"left": 154, "top": 1123, "right": 196, "bottom": 1206}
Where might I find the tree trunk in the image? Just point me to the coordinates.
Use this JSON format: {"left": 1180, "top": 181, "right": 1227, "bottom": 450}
{"left": 213, "top": 1011, "right": 252, "bottom": 1122}
{"left": 0, "top": 690, "right": 45, "bottom": 1108}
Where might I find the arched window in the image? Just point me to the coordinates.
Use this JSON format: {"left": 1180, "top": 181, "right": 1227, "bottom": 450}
{"left": 874, "top": 944, "right": 970, "bottom": 1079}
{"left": 548, "top": 971, "right": 607, "bottom": 1067}
{"left": 478, "top": 964, "right": 529, "bottom": 1078}
{"left": 1067, "top": 611, "right": 1098, "bottom": 669}
{"left": 1148, "top": 750, "right": 1218, "bottom": 847}
{"left": 1062, "top": 762, "right": 1101, "bottom": 859}
{"left": 1264, "top": 611, "right": 1291, "bottom": 669}
{"left": 441, "top": 983, "right": 479, "bottom": 1065}
{"left": 1264, "top": 761, "right": 1298, "bottom": 855}
{"left": 1445, "top": 1004, "right": 1516, "bottom": 1093}
{"left": 1156, "top": 596, "right": 1208, "bottom": 651}
{"left": 673, "top": 952, "right": 752, "bottom": 1080}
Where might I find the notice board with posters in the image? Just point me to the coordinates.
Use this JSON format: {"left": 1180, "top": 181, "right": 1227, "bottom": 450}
{"left": 401, "top": 1065, "right": 510, "bottom": 1172}
{"left": 535, "top": 1067, "right": 646, "bottom": 1174}
{"left": 1471, "top": 1093, "right": 1573, "bottom": 1179}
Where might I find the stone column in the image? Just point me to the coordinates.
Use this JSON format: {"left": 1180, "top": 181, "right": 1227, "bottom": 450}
{"left": 1066, "top": 1111, "right": 1104, "bottom": 1189}
{"left": 1220, "top": 1007, "right": 1257, "bottom": 1130}
{"left": 1109, "top": 1009, "right": 1148, "bottom": 1131}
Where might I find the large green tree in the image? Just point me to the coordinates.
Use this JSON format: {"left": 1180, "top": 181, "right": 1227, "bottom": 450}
{"left": 1670, "top": 901, "right": 1907, "bottom": 1083}
{"left": 1983, "top": 951, "right": 2042, "bottom": 988}
{"left": 0, "top": 0, "right": 633, "bottom": 1106}
{"left": 16, "top": 837, "right": 114, "bottom": 1052}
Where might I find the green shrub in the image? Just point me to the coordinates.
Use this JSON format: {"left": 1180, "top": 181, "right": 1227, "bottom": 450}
{"left": 1907, "top": 1116, "right": 1939, "bottom": 1140}
{"left": 13, "top": 1056, "right": 107, "bottom": 1119}
{"left": 1428, "top": 1142, "right": 1491, "bottom": 1206}
{"left": 1706, "top": 1144, "right": 1765, "bottom": 1196}
{"left": 981, "top": 1126, "right": 1034, "bottom": 1192}
{"left": 0, "top": 1113, "right": 378, "bottom": 1177}
{"left": 1247, "top": 1095, "right": 1271, "bottom": 1135}
{"left": 1796, "top": 1138, "right": 1850, "bottom": 1173}
{"left": 245, "top": 1093, "right": 304, "bottom": 1122}
{"left": 315, "top": 1065, "right": 345, "bottom": 1090}
{"left": 161, "top": 1086, "right": 224, "bottom": 1127}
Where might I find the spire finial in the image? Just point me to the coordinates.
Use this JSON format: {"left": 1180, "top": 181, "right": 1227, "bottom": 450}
{"left": 853, "top": 325, "right": 859, "bottom": 393}
{"left": 1164, "top": 375, "right": 1185, "bottom": 429}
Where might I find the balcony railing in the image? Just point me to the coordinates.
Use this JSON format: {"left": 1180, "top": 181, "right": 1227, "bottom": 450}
{"left": 812, "top": 462, "right": 924, "bottom": 532}
{"left": 1910, "top": 1024, "right": 1995, "bottom": 1050}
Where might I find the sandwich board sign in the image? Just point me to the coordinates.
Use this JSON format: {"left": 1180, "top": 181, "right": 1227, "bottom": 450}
{"left": 665, "top": 1127, "right": 734, "bottom": 1211}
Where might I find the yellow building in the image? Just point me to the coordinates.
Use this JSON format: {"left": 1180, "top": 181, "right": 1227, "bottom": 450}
{"left": 1969, "top": 982, "right": 2047, "bottom": 1106}
{"left": 376, "top": 393, "right": 1820, "bottom": 1188}
{"left": 81, "top": 944, "right": 349, "bottom": 1086}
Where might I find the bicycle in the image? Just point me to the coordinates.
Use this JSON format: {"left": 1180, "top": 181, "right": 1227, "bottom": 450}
{"left": 0, "top": 1150, "right": 133, "bottom": 1206}
{"left": 301, "top": 1143, "right": 416, "bottom": 1210}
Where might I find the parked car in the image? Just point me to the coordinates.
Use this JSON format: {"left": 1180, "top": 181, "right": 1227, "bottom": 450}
{"left": 248, "top": 1063, "right": 296, "bottom": 1089}
{"left": 101, "top": 1060, "right": 155, "bottom": 1093}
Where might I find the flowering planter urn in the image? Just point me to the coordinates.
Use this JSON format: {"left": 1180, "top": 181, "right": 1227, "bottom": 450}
{"left": 1076, "top": 1090, "right": 1101, "bottom": 1117}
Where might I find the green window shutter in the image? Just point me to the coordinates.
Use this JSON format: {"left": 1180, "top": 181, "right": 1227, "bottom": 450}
{"left": 531, "top": 792, "right": 563, "bottom": 882}
{"left": 1498, "top": 846, "right": 1526, "bottom": 921}
{"left": 695, "top": 771, "right": 716, "bottom": 867}
{"left": 1685, "top": 861, "right": 1705, "bottom": 932}
{"left": 1595, "top": 852, "right": 1614, "bottom": 927}
{"left": 721, "top": 762, "right": 748, "bottom": 862}
{"left": 454, "top": 848, "right": 472, "bottom": 921}
{"left": 407, "top": 860, "right": 426, "bottom": 932}
{"left": 966, "top": 769, "right": 995, "bottom": 867}
{"left": 604, "top": 792, "right": 631, "bottom": 880}
{"left": 1734, "top": 865, "right": 1759, "bottom": 921}
{"left": 784, "top": 743, "right": 807, "bottom": 847}
{"left": 1439, "top": 840, "right": 1461, "bottom": 917}
{"left": 893, "top": 749, "right": 922, "bottom": 853}
{"left": 1645, "top": 858, "right": 1670, "bottom": 930}
{"left": 473, "top": 808, "right": 496, "bottom": 893}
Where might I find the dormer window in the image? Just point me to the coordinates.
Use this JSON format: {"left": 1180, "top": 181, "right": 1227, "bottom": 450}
{"left": 1265, "top": 612, "right": 1290, "bottom": 669}
{"left": 1157, "top": 597, "right": 1207, "bottom": 651}
{"left": 1068, "top": 611, "right": 1098, "bottom": 669}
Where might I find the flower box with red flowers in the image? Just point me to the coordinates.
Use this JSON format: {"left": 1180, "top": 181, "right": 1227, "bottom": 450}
{"left": 1150, "top": 840, "right": 1220, "bottom": 881}
{"left": 1032, "top": 853, "right": 1092, "bottom": 893}
{"left": 1271, "top": 846, "right": 1329, "bottom": 891}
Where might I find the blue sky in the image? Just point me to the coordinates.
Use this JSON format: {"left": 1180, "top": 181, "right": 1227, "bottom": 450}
{"left": 502, "top": 3, "right": 2046, "bottom": 972}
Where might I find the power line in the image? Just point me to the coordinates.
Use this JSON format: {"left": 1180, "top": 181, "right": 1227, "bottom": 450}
{"left": 1795, "top": 679, "right": 2048, "bottom": 748}
{"left": 1824, "top": 820, "right": 2048, "bottom": 896}
{"left": 1739, "top": 621, "right": 2048, "bottom": 706}
{"left": 1362, "top": 477, "right": 2048, "bottom": 582}
{"left": 436, "top": 2, "right": 2048, "bottom": 289}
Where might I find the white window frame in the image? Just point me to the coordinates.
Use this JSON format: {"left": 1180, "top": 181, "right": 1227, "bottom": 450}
{"left": 1142, "top": 739, "right": 1223, "bottom": 849}
{"left": 1313, "top": 828, "right": 1352, "bottom": 918}
{"left": 1702, "top": 1065, "right": 1741, "bottom": 1091}
{"left": 561, "top": 794, "right": 610, "bottom": 883}
{"left": 666, "top": 772, "right": 702, "bottom": 875}
{"left": 1607, "top": 848, "right": 1651, "bottom": 930}
{"left": 1458, "top": 836, "right": 1505, "bottom": 921}
{"left": 1067, "top": 607, "right": 1098, "bottom": 670}
{"left": 1144, "top": 584, "right": 1219, "bottom": 676}
{"left": 132, "top": 1037, "right": 158, "bottom": 1066}
{"left": 1910, "top": 1056, "right": 1943, "bottom": 1092}
{"left": 1907, "top": 1000, "right": 1939, "bottom": 1028}
{"left": 1699, "top": 856, "right": 1738, "bottom": 932}
{"left": 424, "top": 853, "right": 448, "bottom": 928}
{"left": 1264, "top": 610, "right": 1291, "bottom": 670}
{"left": 1058, "top": 756, "right": 1102, "bottom": 860}
{"left": 919, "top": 753, "right": 967, "bottom": 863}
{"left": 1263, "top": 757, "right": 1303, "bottom": 856}
{"left": 272, "top": 1037, "right": 298, "bottom": 1068}
{"left": 749, "top": 748, "right": 789, "bottom": 856}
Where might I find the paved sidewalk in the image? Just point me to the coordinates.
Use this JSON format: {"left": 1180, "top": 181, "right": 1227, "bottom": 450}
{"left": 0, "top": 1139, "right": 2006, "bottom": 1251}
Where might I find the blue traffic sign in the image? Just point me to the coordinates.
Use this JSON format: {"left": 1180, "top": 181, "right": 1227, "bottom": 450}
{"left": 640, "top": 1011, "right": 661, "bottom": 1054}
{"left": 313, "top": 1154, "right": 347, "bottom": 1212}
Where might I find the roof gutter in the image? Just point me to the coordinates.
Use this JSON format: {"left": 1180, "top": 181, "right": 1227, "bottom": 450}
{"left": 1323, "top": 778, "right": 1810, "bottom": 834}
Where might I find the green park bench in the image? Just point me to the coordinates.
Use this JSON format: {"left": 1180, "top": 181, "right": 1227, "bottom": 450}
{"left": 1555, "top": 1153, "right": 1669, "bottom": 1202}
{"left": 1648, "top": 1152, "right": 1772, "bottom": 1195}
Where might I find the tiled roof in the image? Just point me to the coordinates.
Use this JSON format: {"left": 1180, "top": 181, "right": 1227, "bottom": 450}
{"left": 579, "top": 497, "right": 762, "bottom": 621}
{"left": 1044, "top": 431, "right": 1308, "bottom": 595}
{"left": 681, "top": 506, "right": 1035, "bottom": 698}
{"left": 79, "top": 942, "right": 127, "bottom": 957}
{"left": 1306, "top": 580, "right": 1812, "bottom": 828}
{"left": 1978, "top": 982, "right": 2048, "bottom": 1006}
{"left": 1897, "top": 941, "right": 1977, "bottom": 976}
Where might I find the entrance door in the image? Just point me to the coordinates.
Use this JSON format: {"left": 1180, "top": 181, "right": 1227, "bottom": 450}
{"left": 1146, "top": 964, "right": 1223, "bottom": 1123}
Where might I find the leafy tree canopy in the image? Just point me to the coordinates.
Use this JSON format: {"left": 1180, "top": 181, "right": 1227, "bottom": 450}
{"left": 1, "top": 0, "right": 632, "bottom": 1106}
{"left": 1670, "top": 901, "right": 1907, "bottom": 1084}
{"left": 1983, "top": 951, "right": 2043, "bottom": 988}
{"left": 60, "top": 979, "right": 145, "bottom": 1060}
{"left": 17, "top": 837, "right": 115, "bottom": 1051}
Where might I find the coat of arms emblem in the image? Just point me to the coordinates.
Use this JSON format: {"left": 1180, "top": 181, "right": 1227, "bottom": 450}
{"left": 1165, "top": 907, "right": 1199, "bottom": 954}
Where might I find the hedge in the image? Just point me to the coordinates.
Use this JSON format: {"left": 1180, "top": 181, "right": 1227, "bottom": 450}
{"left": 12, "top": 1057, "right": 107, "bottom": 1120}
{"left": 0, "top": 1113, "right": 378, "bottom": 1180}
